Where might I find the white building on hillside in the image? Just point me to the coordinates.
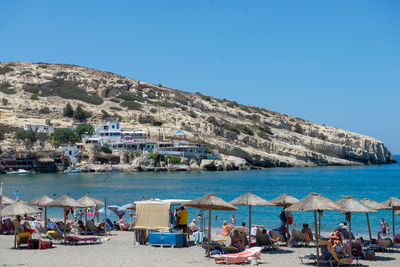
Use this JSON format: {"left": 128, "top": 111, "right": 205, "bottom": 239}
{"left": 24, "top": 124, "right": 55, "bottom": 134}
{"left": 59, "top": 143, "right": 84, "bottom": 164}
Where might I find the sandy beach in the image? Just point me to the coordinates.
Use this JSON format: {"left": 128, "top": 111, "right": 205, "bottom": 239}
{"left": 1, "top": 231, "right": 399, "bottom": 267}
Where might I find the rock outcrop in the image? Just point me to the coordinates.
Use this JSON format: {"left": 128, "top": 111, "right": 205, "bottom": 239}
{"left": 0, "top": 62, "right": 396, "bottom": 168}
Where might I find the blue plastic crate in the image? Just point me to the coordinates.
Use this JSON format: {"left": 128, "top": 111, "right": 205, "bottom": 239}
{"left": 148, "top": 232, "right": 184, "bottom": 246}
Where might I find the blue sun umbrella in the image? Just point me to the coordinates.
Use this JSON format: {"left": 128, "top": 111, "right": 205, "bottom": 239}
{"left": 99, "top": 205, "right": 125, "bottom": 216}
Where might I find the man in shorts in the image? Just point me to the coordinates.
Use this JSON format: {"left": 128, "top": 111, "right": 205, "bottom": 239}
{"left": 177, "top": 206, "right": 189, "bottom": 246}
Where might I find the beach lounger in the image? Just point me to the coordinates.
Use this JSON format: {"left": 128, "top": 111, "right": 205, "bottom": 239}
{"left": 33, "top": 221, "right": 47, "bottom": 237}
{"left": 341, "top": 231, "right": 355, "bottom": 241}
{"left": 318, "top": 240, "right": 354, "bottom": 266}
{"left": 2, "top": 219, "right": 15, "bottom": 235}
{"left": 86, "top": 220, "right": 105, "bottom": 235}
{"left": 17, "top": 232, "right": 32, "bottom": 248}
{"left": 46, "top": 224, "right": 65, "bottom": 242}
{"left": 269, "top": 230, "right": 285, "bottom": 245}
{"left": 290, "top": 230, "right": 307, "bottom": 247}
{"left": 64, "top": 236, "right": 101, "bottom": 245}
{"left": 255, "top": 229, "right": 278, "bottom": 250}
{"left": 213, "top": 247, "right": 262, "bottom": 264}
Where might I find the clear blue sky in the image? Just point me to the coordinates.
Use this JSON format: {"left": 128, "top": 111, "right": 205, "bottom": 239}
{"left": 1, "top": 1, "right": 399, "bottom": 153}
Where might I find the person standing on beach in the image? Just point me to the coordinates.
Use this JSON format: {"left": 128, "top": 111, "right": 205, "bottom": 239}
{"left": 380, "top": 218, "right": 389, "bottom": 237}
{"left": 231, "top": 214, "right": 236, "bottom": 226}
{"left": 177, "top": 206, "right": 189, "bottom": 246}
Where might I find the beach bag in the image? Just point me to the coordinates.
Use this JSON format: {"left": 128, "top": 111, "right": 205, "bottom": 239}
{"left": 366, "top": 250, "right": 375, "bottom": 260}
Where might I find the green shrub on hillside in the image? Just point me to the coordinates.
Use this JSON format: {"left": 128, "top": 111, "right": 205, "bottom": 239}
{"left": 258, "top": 125, "right": 273, "bottom": 135}
{"left": 63, "top": 103, "right": 74, "bottom": 117}
{"left": 0, "top": 65, "right": 13, "bottom": 75}
{"left": 117, "top": 92, "right": 146, "bottom": 102}
{"left": 0, "top": 81, "right": 16, "bottom": 94}
{"left": 153, "top": 101, "right": 178, "bottom": 108}
{"left": 31, "top": 93, "right": 39, "bottom": 100}
{"left": 257, "top": 131, "right": 271, "bottom": 140}
{"left": 20, "top": 70, "right": 32, "bottom": 75}
{"left": 23, "top": 85, "right": 41, "bottom": 94}
{"left": 294, "top": 123, "right": 303, "bottom": 134}
{"left": 110, "top": 106, "right": 122, "bottom": 111}
{"left": 149, "top": 153, "right": 160, "bottom": 160}
{"left": 167, "top": 156, "right": 181, "bottom": 164}
{"left": 188, "top": 110, "right": 197, "bottom": 118}
{"left": 76, "top": 123, "right": 94, "bottom": 136}
{"left": 235, "top": 124, "right": 254, "bottom": 136}
{"left": 73, "top": 104, "right": 91, "bottom": 121}
{"left": 39, "top": 107, "right": 50, "bottom": 114}
{"left": 120, "top": 100, "right": 142, "bottom": 110}
{"left": 110, "top": 98, "right": 121, "bottom": 103}
{"left": 2, "top": 98, "right": 8, "bottom": 105}
{"left": 54, "top": 86, "right": 103, "bottom": 105}
{"left": 138, "top": 115, "right": 154, "bottom": 124}
{"left": 53, "top": 128, "right": 80, "bottom": 144}
{"left": 101, "top": 144, "right": 112, "bottom": 154}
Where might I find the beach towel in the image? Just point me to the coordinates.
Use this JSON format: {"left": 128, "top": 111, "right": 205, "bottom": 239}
{"left": 214, "top": 247, "right": 262, "bottom": 264}
{"left": 193, "top": 231, "right": 204, "bottom": 245}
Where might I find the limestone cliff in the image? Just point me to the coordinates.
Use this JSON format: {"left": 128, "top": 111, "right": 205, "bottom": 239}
{"left": 0, "top": 62, "right": 396, "bottom": 167}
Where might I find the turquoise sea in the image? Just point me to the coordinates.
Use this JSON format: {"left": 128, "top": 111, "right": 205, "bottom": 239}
{"left": 1, "top": 155, "right": 399, "bottom": 237}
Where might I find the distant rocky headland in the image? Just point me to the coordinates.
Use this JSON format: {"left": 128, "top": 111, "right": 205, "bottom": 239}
{"left": 0, "top": 62, "right": 396, "bottom": 172}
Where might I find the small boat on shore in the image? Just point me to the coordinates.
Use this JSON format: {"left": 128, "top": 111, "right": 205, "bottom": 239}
{"left": 6, "top": 169, "right": 30, "bottom": 175}
{"left": 64, "top": 168, "right": 82, "bottom": 173}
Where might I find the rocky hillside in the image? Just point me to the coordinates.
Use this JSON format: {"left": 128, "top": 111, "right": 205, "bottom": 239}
{"left": 0, "top": 62, "right": 396, "bottom": 167}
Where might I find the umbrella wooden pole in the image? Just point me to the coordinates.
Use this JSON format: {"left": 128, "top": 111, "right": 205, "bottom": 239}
{"left": 84, "top": 208, "right": 87, "bottom": 235}
{"left": 318, "top": 211, "right": 321, "bottom": 238}
{"left": 208, "top": 209, "right": 211, "bottom": 257}
{"left": 393, "top": 207, "right": 395, "bottom": 237}
{"left": 314, "top": 210, "right": 319, "bottom": 265}
{"left": 44, "top": 207, "right": 48, "bottom": 232}
{"left": 104, "top": 197, "right": 107, "bottom": 237}
{"left": 349, "top": 213, "right": 352, "bottom": 233}
{"left": 64, "top": 207, "right": 67, "bottom": 244}
{"left": 0, "top": 183, "right": 3, "bottom": 223}
{"left": 249, "top": 205, "right": 251, "bottom": 246}
{"left": 366, "top": 213, "right": 372, "bottom": 241}
{"left": 286, "top": 208, "right": 290, "bottom": 247}
{"left": 14, "top": 217, "right": 17, "bottom": 248}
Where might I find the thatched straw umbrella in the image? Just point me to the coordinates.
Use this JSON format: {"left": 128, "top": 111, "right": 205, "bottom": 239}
{"left": 270, "top": 193, "right": 299, "bottom": 240}
{"left": 77, "top": 195, "right": 105, "bottom": 235}
{"left": 1, "top": 195, "right": 14, "bottom": 205}
{"left": 285, "top": 193, "right": 342, "bottom": 264}
{"left": 381, "top": 197, "right": 400, "bottom": 237}
{"left": 336, "top": 196, "right": 376, "bottom": 240}
{"left": 46, "top": 195, "right": 85, "bottom": 235}
{"left": 360, "top": 198, "right": 387, "bottom": 240}
{"left": 0, "top": 201, "right": 40, "bottom": 248}
{"left": 360, "top": 198, "right": 387, "bottom": 210}
{"left": 230, "top": 192, "right": 273, "bottom": 240}
{"left": 28, "top": 195, "right": 54, "bottom": 232}
{"left": 0, "top": 194, "right": 15, "bottom": 222}
{"left": 184, "top": 193, "right": 237, "bottom": 257}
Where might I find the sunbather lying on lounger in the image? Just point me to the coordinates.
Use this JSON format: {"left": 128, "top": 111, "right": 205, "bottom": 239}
{"left": 377, "top": 231, "right": 392, "bottom": 247}
{"left": 230, "top": 230, "right": 245, "bottom": 251}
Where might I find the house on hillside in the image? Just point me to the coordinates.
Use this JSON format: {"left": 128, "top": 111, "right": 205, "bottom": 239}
{"left": 24, "top": 124, "right": 54, "bottom": 134}
{"left": 59, "top": 143, "right": 84, "bottom": 164}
